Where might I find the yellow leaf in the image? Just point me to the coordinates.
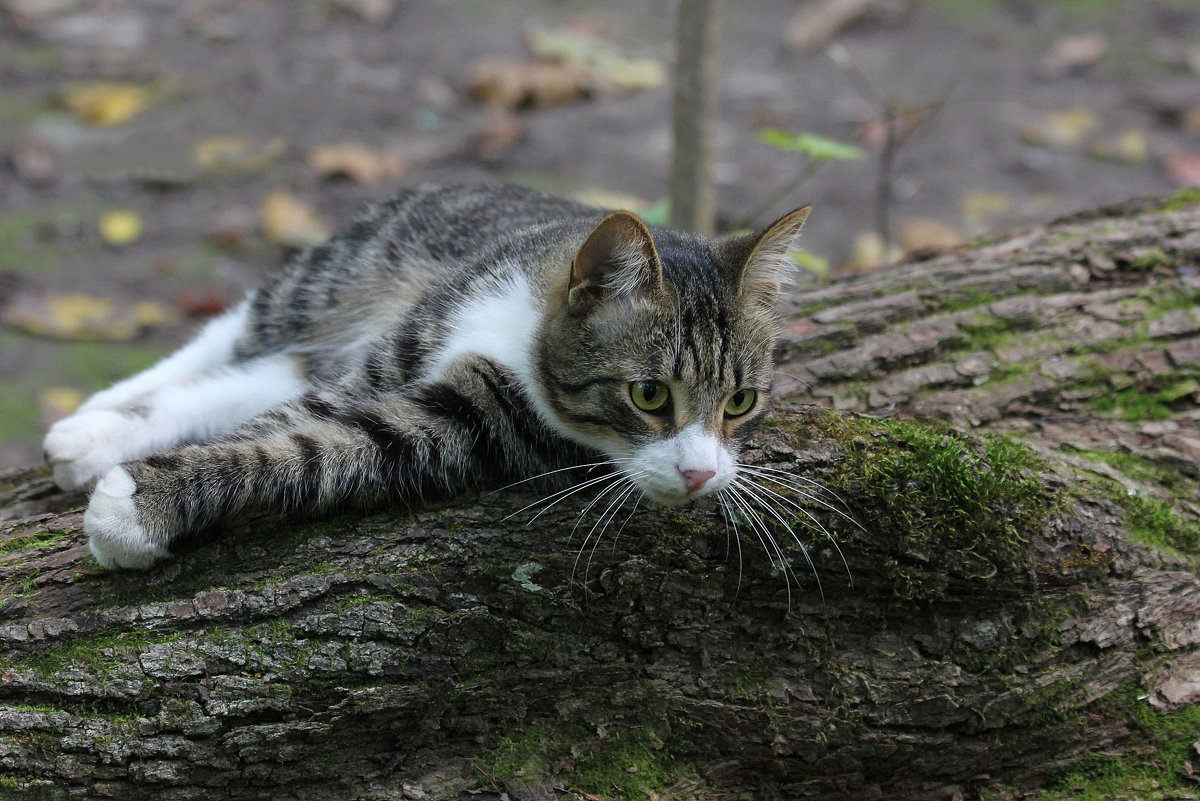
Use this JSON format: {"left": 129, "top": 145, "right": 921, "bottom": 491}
{"left": 899, "top": 217, "right": 967, "bottom": 253}
{"left": 1, "top": 292, "right": 179, "bottom": 342}
{"left": 961, "top": 191, "right": 1013, "bottom": 233}
{"left": 1019, "top": 107, "right": 1099, "bottom": 148}
{"left": 99, "top": 210, "right": 143, "bottom": 246}
{"left": 1088, "top": 128, "right": 1148, "bottom": 165}
{"left": 842, "top": 231, "right": 901, "bottom": 274}
{"left": 194, "top": 136, "right": 287, "bottom": 172}
{"left": 60, "top": 82, "right": 149, "bottom": 126}
{"left": 40, "top": 387, "right": 84, "bottom": 421}
{"left": 260, "top": 191, "right": 331, "bottom": 248}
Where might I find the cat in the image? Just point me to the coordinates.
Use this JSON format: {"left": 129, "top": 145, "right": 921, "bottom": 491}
{"left": 43, "top": 184, "right": 811, "bottom": 571}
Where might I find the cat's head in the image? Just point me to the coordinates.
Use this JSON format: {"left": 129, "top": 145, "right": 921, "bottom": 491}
{"left": 533, "top": 205, "right": 810, "bottom": 506}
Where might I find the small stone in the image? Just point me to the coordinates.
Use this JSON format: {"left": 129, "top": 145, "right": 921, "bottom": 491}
{"left": 1043, "top": 33, "right": 1109, "bottom": 72}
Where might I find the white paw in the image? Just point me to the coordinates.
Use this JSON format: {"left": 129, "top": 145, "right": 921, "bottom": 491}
{"left": 84, "top": 467, "right": 169, "bottom": 570}
{"left": 44, "top": 410, "right": 144, "bottom": 491}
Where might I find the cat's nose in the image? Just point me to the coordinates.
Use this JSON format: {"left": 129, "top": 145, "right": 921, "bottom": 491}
{"left": 680, "top": 468, "right": 716, "bottom": 493}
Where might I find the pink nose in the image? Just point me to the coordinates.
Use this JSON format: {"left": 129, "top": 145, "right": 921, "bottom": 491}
{"left": 680, "top": 468, "right": 716, "bottom": 493}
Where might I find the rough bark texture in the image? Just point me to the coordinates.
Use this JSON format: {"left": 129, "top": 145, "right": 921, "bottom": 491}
{"left": 1, "top": 195, "right": 1199, "bottom": 801}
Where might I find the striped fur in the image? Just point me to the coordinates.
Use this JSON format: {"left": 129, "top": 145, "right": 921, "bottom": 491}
{"left": 46, "top": 184, "right": 810, "bottom": 569}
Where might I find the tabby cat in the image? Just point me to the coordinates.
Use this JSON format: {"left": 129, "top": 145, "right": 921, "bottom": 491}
{"left": 44, "top": 184, "right": 811, "bottom": 570}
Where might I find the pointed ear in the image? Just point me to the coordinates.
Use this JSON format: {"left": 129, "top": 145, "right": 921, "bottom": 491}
{"left": 732, "top": 205, "right": 812, "bottom": 306}
{"left": 569, "top": 211, "right": 664, "bottom": 309}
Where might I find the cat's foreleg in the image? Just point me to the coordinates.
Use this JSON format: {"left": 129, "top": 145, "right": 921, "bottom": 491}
{"left": 44, "top": 353, "right": 304, "bottom": 491}
{"left": 81, "top": 300, "right": 253, "bottom": 414}
{"left": 84, "top": 358, "right": 552, "bottom": 569}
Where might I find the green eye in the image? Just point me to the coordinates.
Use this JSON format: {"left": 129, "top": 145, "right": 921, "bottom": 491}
{"left": 724, "top": 388, "right": 758, "bottom": 417}
{"left": 630, "top": 380, "right": 671, "bottom": 413}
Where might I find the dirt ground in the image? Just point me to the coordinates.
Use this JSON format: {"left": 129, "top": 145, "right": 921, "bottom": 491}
{"left": 1, "top": 0, "right": 1198, "bottom": 471}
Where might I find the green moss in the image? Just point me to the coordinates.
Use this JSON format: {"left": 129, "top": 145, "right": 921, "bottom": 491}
{"left": 20, "top": 629, "right": 173, "bottom": 678}
{"left": 925, "top": 286, "right": 997, "bottom": 315}
{"left": 474, "top": 722, "right": 693, "bottom": 801}
{"left": 1126, "top": 248, "right": 1176, "bottom": 272}
{"left": 1088, "top": 381, "right": 1197, "bottom": 422}
{"left": 1114, "top": 493, "right": 1200, "bottom": 557}
{"left": 0, "top": 530, "right": 67, "bottom": 555}
{"left": 1019, "top": 685, "right": 1200, "bottom": 800}
{"left": 828, "top": 416, "right": 1051, "bottom": 600}
{"left": 1156, "top": 187, "right": 1200, "bottom": 212}
{"left": 956, "top": 312, "right": 1014, "bottom": 352}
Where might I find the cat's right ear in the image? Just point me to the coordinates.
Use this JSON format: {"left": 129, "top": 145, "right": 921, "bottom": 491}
{"left": 568, "top": 211, "right": 664, "bottom": 310}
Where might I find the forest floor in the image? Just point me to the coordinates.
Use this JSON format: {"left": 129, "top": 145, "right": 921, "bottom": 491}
{"left": 1, "top": 0, "right": 1199, "bottom": 469}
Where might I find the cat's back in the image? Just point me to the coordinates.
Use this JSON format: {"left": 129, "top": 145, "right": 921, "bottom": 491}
{"left": 238, "top": 184, "right": 602, "bottom": 360}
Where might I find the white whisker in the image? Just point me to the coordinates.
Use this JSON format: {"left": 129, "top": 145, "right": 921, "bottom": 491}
{"left": 723, "top": 481, "right": 794, "bottom": 610}
{"left": 717, "top": 490, "right": 745, "bottom": 597}
{"left": 488, "top": 460, "right": 623, "bottom": 497}
{"left": 577, "top": 479, "right": 641, "bottom": 586}
{"left": 740, "top": 475, "right": 853, "bottom": 586}
{"left": 504, "top": 468, "right": 624, "bottom": 524}
{"left": 732, "top": 476, "right": 825, "bottom": 605}
{"left": 739, "top": 465, "right": 863, "bottom": 530}
{"left": 569, "top": 470, "right": 644, "bottom": 541}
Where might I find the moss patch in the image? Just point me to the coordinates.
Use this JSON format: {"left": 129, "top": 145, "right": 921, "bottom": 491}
{"left": 1156, "top": 187, "right": 1200, "bottom": 212}
{"left": 0, "top": 529, "right": 68, "bottom": 555}
{"left": 1114, "top": 493, "right": 1200, "bottom": 558}
{"left": 1003, "top": 685, "right": 1200, "bottom": 801}
{"left": 474, "top": 722, "right": 695, "bottom": 801}
{"left": 827, "top": 416, "right": 1051, "bottom": 600}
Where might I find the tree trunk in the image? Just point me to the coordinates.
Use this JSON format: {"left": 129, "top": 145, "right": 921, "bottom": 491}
{"left": 2, "top": 194, "right": 1199, "bottom": 800}
{"left": 669, "top": 0, "right": 720, "bottom": 235}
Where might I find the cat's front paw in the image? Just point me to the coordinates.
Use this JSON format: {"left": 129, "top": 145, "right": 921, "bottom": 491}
{"left": 84, "top": 467, "right": 169, "bottom": 570}
{"left": 44, "top": 409, "right": 143, "bottom": 491}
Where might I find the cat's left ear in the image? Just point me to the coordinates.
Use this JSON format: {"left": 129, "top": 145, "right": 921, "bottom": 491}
{"left": 727, "top": 205, "right": 812, "bottom": 306}
{"left": 569, "top": 211, "right": 664, "bottom": 309}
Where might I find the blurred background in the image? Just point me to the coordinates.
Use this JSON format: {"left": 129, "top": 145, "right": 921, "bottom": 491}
{"left": 1, "top": 0, "right": 1198, "bottom": 470}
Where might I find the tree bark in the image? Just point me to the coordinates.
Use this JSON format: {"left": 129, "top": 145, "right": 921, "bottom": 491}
{"left": 1, "top": 195, "right": 1199, "bottom": 800}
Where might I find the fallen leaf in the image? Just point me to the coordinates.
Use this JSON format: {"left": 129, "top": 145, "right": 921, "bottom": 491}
{"left": 307, "top": 142, "right": 406, "bottom": 186}
{"left": 842, "top": 230, "right": 901, "bottom": 273}
{"left": 98, "top": 209, "right": 142, "bottom": 246}
{"left": 1, "top": 292, "right": 178, "bottom": 341}
{"left": 899, "top": 217, "right": 967, "bottom": 254}
{"left": 1019, "top": 107, "right": 1099, "bottom": 148}
{"left": 525, "top": 26, "right": 665, "bottom": 91}
{"left": 174, "top": 289, "right": 232, "bottom": 317}
{"left": 785, "top": 0, "right": 881, "bottom": 57}
{"left": 1167, "top": 152, "right": 1200, "bottom": 187}
{"left": 39, "top": 386, "right": 83, "bottom": 422}
{"left": 1043, "top": 32, "right": 1109, "bottom": 72}
{"left": 260, "top": 190, "right": 331, "bottom": 248}
{"left": 1088, "top": 128, "right": 1148, "bottom": 164}
{"left": 194, "top": 136, "right": 287, "bottom": 173}
{"left": 467, "top": 58, "right": 590, "bottom": 109}
{"left": 961, "top": 191, "right": 1014, "bottom": 232}
{"left": 59, "top": 82, "right": 149, "bottom": 126}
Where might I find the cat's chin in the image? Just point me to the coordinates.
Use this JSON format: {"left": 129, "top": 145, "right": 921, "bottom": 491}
{"left": 644, "top": 486, "right": 717, "bottom": 507}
